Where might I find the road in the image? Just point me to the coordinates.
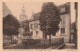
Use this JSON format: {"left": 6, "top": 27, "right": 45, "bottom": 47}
{"left": 60, "top": 43, "right": 76, "bottom": 49}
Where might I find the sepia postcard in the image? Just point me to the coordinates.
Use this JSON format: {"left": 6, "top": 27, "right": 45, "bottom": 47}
{"left": 0, "top": 0, "right": 79, "bottom": 52}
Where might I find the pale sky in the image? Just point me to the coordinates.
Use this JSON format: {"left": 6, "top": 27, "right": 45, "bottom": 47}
{"left": 5, "top": 2, "right": 75, "bottom": 23}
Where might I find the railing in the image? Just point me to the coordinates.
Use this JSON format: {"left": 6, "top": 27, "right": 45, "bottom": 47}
{"left": 51, "top": 37, "right": 64, "bottom": 44}
{"left": 40, "top": 37, "right": 64, "bottom": 44}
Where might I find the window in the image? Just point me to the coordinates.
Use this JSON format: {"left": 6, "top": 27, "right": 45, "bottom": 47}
{"left": 61, "top": 15, "right": 65, "bottom": 24}
{"left": 34, "top": 23, "right": 38, "bottom": 29}
{"left": 36, "top": 31, "right": 38, "bottom": 34}
{"left": 36, "top": 31, "right": 38, "bottom": 37}
{"left": 31, "top": 24, "right": 33, "bottom": 29}
{"left": 63, "top": 17, "right": 65, "bottom": 24}
{"left": 61, "top": 28, "right": 65, "bottom": 33}
{"left": 71, "top": 29, "right": 74, "bottom": 33}
{"left": 31, "top": 31, "right": 33, "bottom": 35}
{"left": 61, "top": 7, "right": 65, "bottom": 13}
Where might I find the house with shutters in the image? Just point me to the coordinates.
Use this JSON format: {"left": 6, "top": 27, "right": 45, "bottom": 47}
{"left": 29, "top": 13, "right": 43, "bottom": 39}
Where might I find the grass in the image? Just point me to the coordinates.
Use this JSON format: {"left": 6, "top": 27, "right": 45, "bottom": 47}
{"left": 3, "top": 39, "right": 64, "bottom": 49}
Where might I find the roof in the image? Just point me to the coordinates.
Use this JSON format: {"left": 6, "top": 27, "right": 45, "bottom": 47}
{"left": 57, "top": 2, "right": 70, "bottom": 14}
{"left": 71, "top": 22, "right": 76, "bottom": 28}
{"left": 3, "top": 2, "right": 13, "bottom": 17}
{"left": 57, "top": 2, "right": 70, "bottom": 8}
{"left": 29, "top": 12, "right": 40, "bottom": 22}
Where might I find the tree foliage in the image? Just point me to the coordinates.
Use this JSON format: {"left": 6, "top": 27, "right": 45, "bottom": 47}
{"left": 3, "top": 14, "right": 20, "bottom": 35}
{"left": 39, "top": 2, "right": 61, "bottom": 35}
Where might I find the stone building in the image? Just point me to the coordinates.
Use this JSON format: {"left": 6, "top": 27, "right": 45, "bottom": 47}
{"left": 29, "top": 13, "right": 43, "bottom": 39}
{"left": 56, "top": 2, "right": 71, "bottom": 42}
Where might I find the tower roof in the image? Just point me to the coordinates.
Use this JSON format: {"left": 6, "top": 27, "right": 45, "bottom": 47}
{"left": 20, "top": 4, "right": 28, "bottom": 21}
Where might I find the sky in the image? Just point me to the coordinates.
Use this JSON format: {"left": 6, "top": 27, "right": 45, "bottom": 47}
{"left": 5, "top": 2, "right": 75, "bottom": 23}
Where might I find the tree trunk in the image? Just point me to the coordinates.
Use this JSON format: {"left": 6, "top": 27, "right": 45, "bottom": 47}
{"left": 43, "top": 31, "right": 47, "bottom": 39}
{"left": 45, "top": 34, "right": 47, "bottom": 39}
{"left": 11, "top": 35, "right": 13, "bottom": 41}
{"left": 43, "top": 31, "right": 45, "bottom": 39}
{"left": 43, "top": 31, "right": 45, "bottom": 48}
{"left": 49, "top": 35, "right": 51, "bottom": 45}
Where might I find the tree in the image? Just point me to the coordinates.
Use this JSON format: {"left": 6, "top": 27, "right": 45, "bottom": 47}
{"left": 39, "top": 2, "right": 61, "bottom": 44}
{"left": 3, "top": 14, "right": 20, "bottom": 40}
{"left": 21, "top": 20, "right": 31, "bottom": 36}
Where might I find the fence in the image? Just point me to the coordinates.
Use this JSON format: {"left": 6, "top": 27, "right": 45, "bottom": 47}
{"left": 40, "top": 37, "right": 64, "bottom": 45}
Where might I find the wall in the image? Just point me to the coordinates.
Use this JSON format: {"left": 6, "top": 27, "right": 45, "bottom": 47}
{"left": 56, "top": 13, "right": 71, "bottom": 42}
{"left": 29, "top": 20, "right": 43, "bottom": 39}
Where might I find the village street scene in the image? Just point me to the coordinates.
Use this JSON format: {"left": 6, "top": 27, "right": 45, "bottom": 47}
{"left": 3, "top": 2, "right": 78, "bottom": 49}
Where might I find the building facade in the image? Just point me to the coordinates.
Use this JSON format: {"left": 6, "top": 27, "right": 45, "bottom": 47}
{"left": 29, "top": 13, "right": 43, "bottom": 39}
{"left": 56, "top": 2, "right": 71, "bottom": 42}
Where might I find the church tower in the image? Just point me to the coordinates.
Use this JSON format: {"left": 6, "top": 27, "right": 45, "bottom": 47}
{"left": 20, "top": 5, "right": 27, "bottom": 21}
